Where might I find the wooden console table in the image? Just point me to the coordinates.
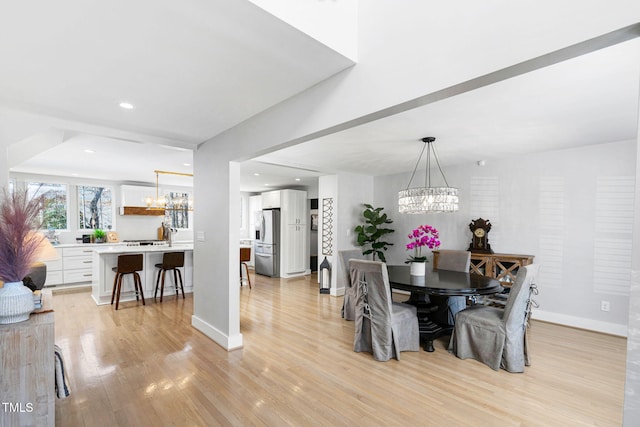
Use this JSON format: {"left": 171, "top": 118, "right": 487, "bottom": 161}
{"left": 0, "top": 290, "right": 55, "bottom": 426}
{"left": 433, "top": 251, "right": 535, "bottom": 288}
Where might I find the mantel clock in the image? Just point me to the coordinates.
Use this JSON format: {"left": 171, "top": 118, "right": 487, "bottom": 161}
{"left": 468, "top": 218, "right": 494, "bottom": 254}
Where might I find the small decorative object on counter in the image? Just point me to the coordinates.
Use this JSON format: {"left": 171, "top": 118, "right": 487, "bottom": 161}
{"left": 319, "top": 257, "right": 331, "bottom": 294}
{"left": 106, "top": 231, "right": 120, "bottom": 243}
{"left": 93, "top": 229, "right": 106, "bottom": 243}
{"left": 45, "top": 227, "right": 59, "bottom": 245}
{"left": 405, "top": 224, "right": 440, "bottom": 276}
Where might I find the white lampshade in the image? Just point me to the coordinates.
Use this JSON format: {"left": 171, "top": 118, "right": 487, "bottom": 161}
{"left": 28, "top": 233, "right": 60, "bottom": 261}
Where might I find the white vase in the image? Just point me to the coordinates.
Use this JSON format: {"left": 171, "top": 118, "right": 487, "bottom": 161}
{"left": 410, "top": 261, "right": 426, "bottom": 276}
{"left": 0, "top": 281, "right": 36, "bottom": 324}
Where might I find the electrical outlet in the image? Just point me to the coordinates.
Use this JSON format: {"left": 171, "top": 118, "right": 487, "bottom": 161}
{"left": 601, "top": 300, "right": 610, "bottom": 312}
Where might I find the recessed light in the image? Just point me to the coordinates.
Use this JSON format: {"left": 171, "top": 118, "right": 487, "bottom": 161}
{"left": 71, "top": 173, "right": 79, "bottom": 176}
{"left": 119, "top": 102, "right": 134, "bottom": 110}
{"left": 295, "top": 178, "right": 301, "bottom": 182}
{"left": 183, "top": 163, "right": 191, "bottom": 167}
{"left": 264, "top": 183, "right": 270, "bottom": 186}
{"left": 84, "top": 149, "right": 95, "bottom": 154}
{"left": 253, "top": 173, "right": 260, "bottom": 176}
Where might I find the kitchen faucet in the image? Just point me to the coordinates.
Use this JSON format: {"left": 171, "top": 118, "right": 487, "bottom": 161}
{"left": 168, "top": 227, "right": 177, "bottom": 247}
{"left": 161, "top": 222, "right": 177, "bottom": 247}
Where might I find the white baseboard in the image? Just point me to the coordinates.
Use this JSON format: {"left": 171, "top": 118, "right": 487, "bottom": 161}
{"left": 532, "top": 309, "right": 627, "bottom": 337}
{"left": 191, "top": 315, "right": 244, "bottom": 350}
{"left": 280, "top": 270, "right": 311, "bottom": 279}
{"left": 331, "top": 286, "right": 345, "bottom": 297}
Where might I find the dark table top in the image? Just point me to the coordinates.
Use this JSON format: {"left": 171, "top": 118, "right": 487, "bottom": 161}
{"left": 387, "top": 265, "right": 503, "bottom": 296}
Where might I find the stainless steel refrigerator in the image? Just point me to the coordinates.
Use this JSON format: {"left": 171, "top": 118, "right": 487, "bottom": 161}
{"left": 255, "top": 209, "right": 280, "bottom": 277}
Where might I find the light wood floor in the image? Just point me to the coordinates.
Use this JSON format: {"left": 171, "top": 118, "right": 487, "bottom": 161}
{"left": 53, "top": 273, "right": 627, "bottom": 426}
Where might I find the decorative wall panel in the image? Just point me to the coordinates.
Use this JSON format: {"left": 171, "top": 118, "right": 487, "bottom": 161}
{"left": 321, "top": 198, "right": 333, "bottom": 256}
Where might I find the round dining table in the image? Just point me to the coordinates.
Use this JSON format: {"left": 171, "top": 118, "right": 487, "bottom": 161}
{"left": 386, "top": 265, "right": 503, "bottom": 297}
{"left": 386, "top": 265, "right": 503, "bottom": 352}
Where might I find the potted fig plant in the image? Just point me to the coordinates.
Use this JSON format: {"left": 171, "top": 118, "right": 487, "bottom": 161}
{"left": 0, "top": 188, "right": 45, "bottom": 324}
{"left": 354, "top": 204, "right": 394, "bottom": 262}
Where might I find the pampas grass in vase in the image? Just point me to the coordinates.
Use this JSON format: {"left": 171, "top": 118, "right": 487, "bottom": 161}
{"left": 0, "top": 187, "right": 45, "bottom": 324}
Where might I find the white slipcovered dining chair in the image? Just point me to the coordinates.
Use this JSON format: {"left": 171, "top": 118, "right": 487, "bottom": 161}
{"left": 340, "top": 249, "right": 366, "bottom": 320}
{"left": 430, "top": 250, "right": 471, "bottom": 325}
{"left": 350, "top": 259, "right": 420, "bottom": 361}
{"left": 448, "top": 264, "right": 540, "bottom": 372}
{"left": 436, "top": 249, "right": 471, "bottom": 272}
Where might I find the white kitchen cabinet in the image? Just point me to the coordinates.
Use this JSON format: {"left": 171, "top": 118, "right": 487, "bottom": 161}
{"left": 283, "top": 224, "right": 307, "bottom": 275}
{"left": 261, "top": 190, "right": 281, "bottom": 209}
{"left": 62, "top": 246, "right": 95, "bottom": 284}
{"left": 280, "top": 189, "right": 308, "bottom": 277}
{"left": 43, "top": 244, "right": 122, "bottom": 288}
{"left": 42, "top": 248, "right": 63, "bottom": 285}
{"left": 281, "top": 189, "right": 306, "bottom": 225}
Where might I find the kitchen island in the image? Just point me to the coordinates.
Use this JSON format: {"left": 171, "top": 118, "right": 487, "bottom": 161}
{"left": 91, "top": 244, "right": 194, "bottom": 305}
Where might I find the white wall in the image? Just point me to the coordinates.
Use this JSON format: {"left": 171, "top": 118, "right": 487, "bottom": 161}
{"left": 317, "top": 173, "right": 373, "bottom": 294}
{"left": 623, "top": 88, "right": 640, "bottom": 423}
{"left": 193, "top": 150, "right": 242, "bottom": 349}
{"left": 337, "top": 173, "right": 374, "bottom": 251}
{"left": 239, "top": 192, "right": 251, "bottom": 239}
{"left": 373, "top": 140, "right": 636, "bottom": 335}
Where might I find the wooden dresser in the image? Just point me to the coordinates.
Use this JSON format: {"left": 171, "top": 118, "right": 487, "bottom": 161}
{"left": 433, "top": 251, "right": 535, "bottom": 288}
{"left": 0, "top": 291, "right": 55, "bottom": 426}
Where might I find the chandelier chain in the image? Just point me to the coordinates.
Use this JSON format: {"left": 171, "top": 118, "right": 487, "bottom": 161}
{"left": 429, "top": 142, "right": 450, "bottom": 188}
{"left": 405, "top": 141, "right": 428, "bottom": 191}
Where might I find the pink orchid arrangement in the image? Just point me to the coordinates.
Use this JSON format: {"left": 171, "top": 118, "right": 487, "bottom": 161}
{"left": 405, "top": 224, "right": 440, "bottom": 263}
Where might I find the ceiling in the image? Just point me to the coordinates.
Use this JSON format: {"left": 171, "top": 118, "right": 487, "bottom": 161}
{"left": 252, "top": 38, "right": 640, "bottom": 179}
{"left": 3, "top": 3, "right": 639, "bottom": 191}
{"left": 1, "top": 0, "right": 353, "bottom": 187}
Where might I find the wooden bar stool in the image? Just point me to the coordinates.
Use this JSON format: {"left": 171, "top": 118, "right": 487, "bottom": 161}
{"left": 154, "top": 252, "right": 185, "bottom": 302}
{"left": 111, "top": 254, "right": 145, "bottom": 310}
{"left": 240, "top": 247, "right": 251, "bottom": 289}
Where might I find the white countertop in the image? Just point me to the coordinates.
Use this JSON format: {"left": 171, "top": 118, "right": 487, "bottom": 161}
{"left": 53, "top": 242, "right": 124, "bottom": 248}
{"left": 53, "top": 241, "right": 194, "bottom": 249}
{"left": 93, "top": 243, "right": 194, "bottom": 254}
